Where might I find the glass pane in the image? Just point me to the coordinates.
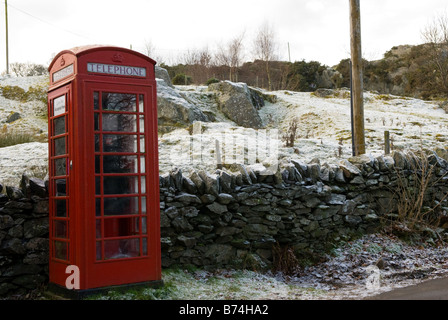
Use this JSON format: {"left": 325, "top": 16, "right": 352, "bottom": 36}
{"left": 53, "top": 117, "right": 65, "bottom": 135}
{"left": 102, "top": 114, "right": 137, "bottom": 132}
{"left": 103, "top": 217, "right": 139, "bottom": 238}
{"left": 55, "top": 199, "right": 67, "bottom": 217}
{"left": 139, "top": 136, "right": 145, "bottom": 153}
{"left": 103, "top": 155, "right": 138, "bottom": 174}
{"left": 55, "top": 179, "right": 66, "bottom": 196}
{"left": 104, "top": 197, "right": 139, "bottom": 216}
{"left": 103, "top": 176, "right": 138, "bottom": 195}
{"left": 139, "top": 94, "right": 144, "bottom": 113}
{"left": 140, "top": 156, "right": 146, "bottom": 173}
{"left": 53, "top": 95, "right": 66, "bottom": 117}
{"left": 95, "top": 177, "right": 101, "bottom": 195}
{"left": 139, "top": 116, "right": 145, "bottom": 133}
{"left": 104, "top": 238, "right": 140, "bottom": 260}
{"left": 54, "top": 158, "right": 66, "bottom": 176}
{"left": 54, "top": 220, "right": 67, "bottom": 238}
{"left": 94, "top": 92, "right": 99, "bottom": 110}
{"left": 95, "top": 135, "right": 100, "bottom": 152}
{"left": 141, "top": 197, "right": 146, "bottom": 214}
{"left": 103, "top": 135, "right": 137, "bottom": 153}
{"left": 141, "top": 176, "right": 146, "bottom": 193}
{"left": 142, "top": 217, "right": 147, "bottom": 234}
{"left": 102, "top": 93, "right": 136, "bottom": 112}
{"left": 96, "top": 219, "right": 101, "bottom": 238}
{"left": 54, "top": 137, "right": 66, "bottom": 156}
{"left": 94, "top": 113, "right": 99, "bottom": 131}
{"left": 54, "top": 241, "right": 68, "bottom": 260}
{"left": 95, "top": 155, "right": 100, "bottom": 173}
{"left": 96, "top": 198, "right": 101, "bottom": 216}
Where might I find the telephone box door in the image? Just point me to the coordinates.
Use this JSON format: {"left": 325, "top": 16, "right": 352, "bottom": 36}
{"left": 83, "top": 82, "right": 160, "bottom": 288}
{"left": 48, "top": 84, "right": 74, "bottom": 285}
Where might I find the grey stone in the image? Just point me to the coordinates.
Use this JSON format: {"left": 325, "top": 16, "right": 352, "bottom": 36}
{"left": 23, "top": 218, "right": 48, "bottom": 238}
{"left": 174, "top": 193, "right": 201, "bottom": 204}
{"left": 206, "top": 202, "right": 228, "bottom": 215}
{"left": 345, "top": 215, "right": 363, "bottom": 225}
{"left": 208, "top": 81, "right": 264, "bottom": 129}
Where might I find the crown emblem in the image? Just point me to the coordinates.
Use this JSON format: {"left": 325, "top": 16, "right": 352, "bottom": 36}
{"left": 112, "top": 53, "right": 124, "bottom": 62}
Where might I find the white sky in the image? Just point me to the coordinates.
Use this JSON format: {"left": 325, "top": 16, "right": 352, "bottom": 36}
{"left": 0, "top": 0, "right": 447, "bottom": 72}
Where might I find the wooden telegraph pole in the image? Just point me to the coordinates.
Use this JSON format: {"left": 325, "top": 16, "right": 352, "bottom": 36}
{"left": 5, "top": 0, "right": 9, "bottom": 75}
{"left": 349, "top": 0, "right": 365, "bottom": 155}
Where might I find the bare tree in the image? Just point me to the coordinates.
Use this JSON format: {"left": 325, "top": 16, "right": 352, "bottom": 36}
{"left": 253, "top": 22, "right": 278, "bottom": 91}
{"left": 215, "top": 32, "right": 245, "bottom": 82}
{"left": 143, "top": 40, "right": 166, "bottom": 65}
{"left": 422, "top": 12, "right": 448, "bottom": 97}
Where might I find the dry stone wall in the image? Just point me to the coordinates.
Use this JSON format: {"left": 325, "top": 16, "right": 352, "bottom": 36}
{"left": 1, "top": 150, "right": 448, "bottom": 296}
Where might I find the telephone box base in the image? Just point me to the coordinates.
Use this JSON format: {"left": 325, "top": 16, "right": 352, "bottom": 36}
{"left": 46, "top": 280, "right": 164, "bottom": 300}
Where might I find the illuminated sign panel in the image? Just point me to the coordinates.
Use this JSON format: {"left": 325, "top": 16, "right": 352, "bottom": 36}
{"left": 87, "top": 63, "right": 146, "bottom": 77}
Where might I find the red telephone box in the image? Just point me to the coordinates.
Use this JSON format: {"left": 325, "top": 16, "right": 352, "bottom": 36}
{"left": 47, "top": 45, "right": 162, "bottom": 296}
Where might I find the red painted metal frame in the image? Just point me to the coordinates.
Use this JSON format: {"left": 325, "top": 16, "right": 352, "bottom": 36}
{"left": 48, "top": 46, "right": 161, "bottom": 290}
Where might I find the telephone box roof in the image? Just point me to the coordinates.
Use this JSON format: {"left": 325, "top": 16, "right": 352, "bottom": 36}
{"left": 48, "top": 45, "right": 156, "bottom": 71}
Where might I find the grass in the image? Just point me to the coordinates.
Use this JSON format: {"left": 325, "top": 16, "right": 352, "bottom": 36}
{"left": 0, "top": 132, "right": 37, "bottom": 148}
{"left": 83, "top": 267, "right": 328, "bottom": 300}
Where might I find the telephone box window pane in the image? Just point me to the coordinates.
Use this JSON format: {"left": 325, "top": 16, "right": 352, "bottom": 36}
{"left": 54, "top": 220, "right": 67, "bottom": 238}
{"left": 53, "top": 95, "right": 66, "bottom": 117}
{"left": 96, "top": 219, "right": 101, "bottom": 238}
{"left": 103, "top": 176, "right": 138, "bottom": 195}
{"left": 102, "top": 93, "right": 136, "bottom": 112}
{"left": 95, "top": 156, "right": 100, "bottom": 173}
{"left": 95, "top": 177, "right": 101, "bottom": 195}
{"left": 139, "top": 94, "right": 144, "bottom": 113}
{"left": 141, "top": 176, "right": 146, "bottom": 193}
{"left": 104, "top": 238, "right": 140, "bottom": 260}
{"left": 102, "top": 114, "right": 137, "bottom": 132}
{"left": 95, "top": 135, "right": 100, "bottom": 152}
{"left": 103, "top": 217, "right": 139, "bottom": 238}
{"left": 55, "top": 179, "right": 66, "bottom": 196}
{"left": 142, "top": 217, "right": 147, "bottom": 234}
{"left": 103, "top": 197, "right": 139, "bottom": 216}
{"left": 140, "top": 156, "right": 146, "bottom": 173}
{"left": 103, "top": 155, "right": 138, "bottom": 174}
{"left": 94, "top": 113, "right": 99, "bottom": 131}
{"left": 54, "top": 158, "right": 66, "bottom": 176}
{"left": 54, "top": 241, "right": 68, "bottom": 260}
{"left": 103, "top": 135, "right": 137, "bottom": 153}
{"left": 141, "top": 197, "right": 146, "bottom": 214}
{"left": 54, "top": 137, "right": 66, "bottom": 156}
{"left": 53, "top": 117, "right": 65, "bottom": 136}
{"left": 139, "top": 116, "right": 145, "bottom": 133}
{"left": 96, "top": 198, "right": 101, "bottom": 216}
{"left": 55, "top": 200, "right": 67, "bottom": 217}
{"left": 140, "top": 136, "right": 145, "bottom": 153}
{"left": 94, "top": 92, "right": 99, "bottom": 110}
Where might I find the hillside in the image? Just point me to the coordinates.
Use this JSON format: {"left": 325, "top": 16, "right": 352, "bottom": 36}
{"left": 1, "top": 71, "right": 448, "bottom": 187}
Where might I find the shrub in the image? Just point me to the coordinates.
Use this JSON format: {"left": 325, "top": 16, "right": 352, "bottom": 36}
{"left": 206, "top": 78, "right": 220, "bottom": 86}
{"left": 172, "top": 74, "right": 192, "bottom": 85}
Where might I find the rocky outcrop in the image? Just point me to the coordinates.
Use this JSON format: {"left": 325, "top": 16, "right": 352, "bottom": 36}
{"left": 208, "top": 81, "right": 265, "bottom": 129}
{"left": 156, "top": 79, "right": 212, "bottom": 132}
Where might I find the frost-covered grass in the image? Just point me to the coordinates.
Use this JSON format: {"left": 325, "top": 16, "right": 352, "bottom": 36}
{"left": 87, "top": 268, "right": 327, "bottom": 300}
